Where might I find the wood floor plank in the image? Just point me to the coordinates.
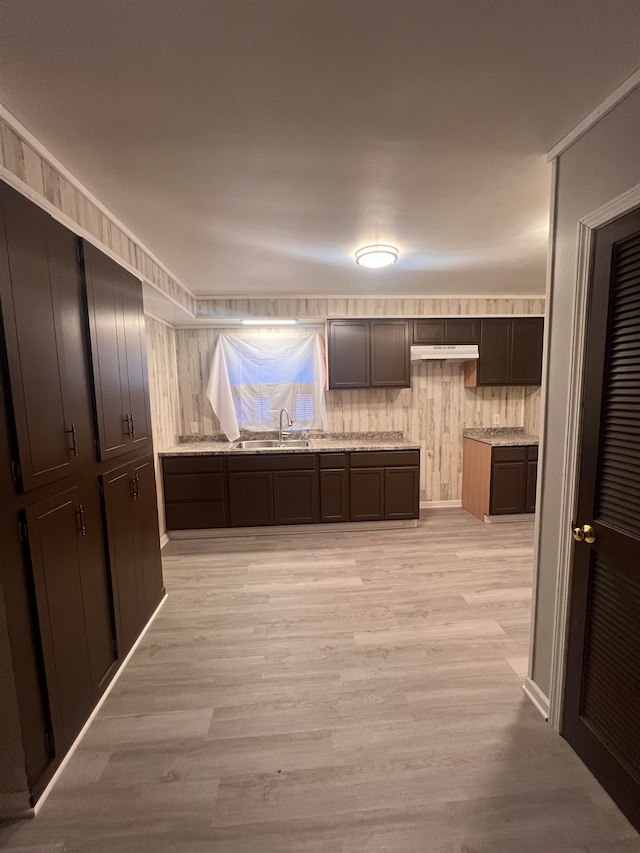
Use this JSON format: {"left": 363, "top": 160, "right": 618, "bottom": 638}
{"left": 1, "top": 509, "right": 637, "bottom": 851}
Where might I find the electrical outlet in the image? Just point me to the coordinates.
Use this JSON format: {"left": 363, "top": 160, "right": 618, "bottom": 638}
{"left": 190, "top": 421, "right": 199, "bottom": 433}
{"left": 492, "top": 414, "right": 501, "bottom": 426}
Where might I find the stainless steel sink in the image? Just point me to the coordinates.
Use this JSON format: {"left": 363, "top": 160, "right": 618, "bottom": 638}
{"left": 232, "top": 439, "right": 311, "bottom": 450}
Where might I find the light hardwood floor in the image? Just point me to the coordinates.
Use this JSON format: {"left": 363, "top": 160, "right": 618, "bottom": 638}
{"left": 2, "top": 509, "right": 638, "bottom": 852}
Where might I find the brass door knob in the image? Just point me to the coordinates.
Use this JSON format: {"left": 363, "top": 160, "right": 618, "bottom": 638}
{"left": 572, "top": 524, "right": 596, "bottom": 544}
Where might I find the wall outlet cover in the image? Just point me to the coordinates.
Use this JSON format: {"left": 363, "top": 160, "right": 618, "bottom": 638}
{"left": 190, "top": 421, "right": 199, "bottom": 433}
{"left": 492, "top": 414, "right": 501, "bottom": 426}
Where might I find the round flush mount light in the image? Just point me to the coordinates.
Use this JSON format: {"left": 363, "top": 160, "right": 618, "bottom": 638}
{"left": 355, "top": 244, "right": 399, "bottom": 269}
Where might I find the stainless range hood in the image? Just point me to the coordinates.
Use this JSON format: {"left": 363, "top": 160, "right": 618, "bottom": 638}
{"left": 410, "top": 344, "right": 479, "bottom": 363}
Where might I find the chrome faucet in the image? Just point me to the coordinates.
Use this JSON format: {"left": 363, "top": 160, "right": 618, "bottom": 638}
{"left": 279, "top": 407, "right": 294, "bottom": 442}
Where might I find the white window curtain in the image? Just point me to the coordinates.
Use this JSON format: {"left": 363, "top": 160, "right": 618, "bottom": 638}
{"left": 206, "top": 331, "right": 328, "bottom": 441}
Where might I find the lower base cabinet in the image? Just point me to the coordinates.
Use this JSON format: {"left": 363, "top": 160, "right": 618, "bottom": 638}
{"left": 102, "top": 456, "right": 164, "bottom": 654}
{"left": 462, "top": 438, "right": 538, "bottom": 520}
{"left": 162, "top": 449, "right": 420, "bottom": 530}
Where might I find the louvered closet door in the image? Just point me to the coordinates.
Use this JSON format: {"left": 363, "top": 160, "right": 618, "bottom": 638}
{"left": 563, "top": 207, "right": 640, "bottom": 832}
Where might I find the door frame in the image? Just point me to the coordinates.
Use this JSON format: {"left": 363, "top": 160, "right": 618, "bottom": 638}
{"left": 546, "top": 181, "right": 640, "bottom": 732}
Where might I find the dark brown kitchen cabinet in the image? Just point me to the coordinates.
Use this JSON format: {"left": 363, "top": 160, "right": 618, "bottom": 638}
{"left": 490, "top": 455, "right": 527, "bottom": 514}
{"left": 511, "top": 318, "right": 544, "bottom": 385}
{"left": 465, "top": 317, "right": 544, "bottom": 387}
{"left": 350, "top": 468, "right": 385, "bottom": 521}
{"left": 101, "top": 456, "right": 164, "bottom": 654}
{"left": 274, "top": 469, "right": 319, "bottom": 524}
{"left": 462, "top": 438, "right": 538, "bottom": 520}
{"left": 370, "top": 320, "right": 411, "bottom": 387}
{"left": 327, "top": 319, "right": 410, "bottom": 389}
{"left": 413, "top": 318, "right": 479, "bottom": 345}
{"left": 328, "top": 320, "right": 370, "bottom": 388}
{"left": 228, "top": 471, "right": 274, "bottom": 527}
{"left": 319, "top": 454, "right": 349, "bottom": 523}
{"left": 24, "top": 489, "right": 101, "bottom": 755}
{"left": 0, "top": 185, "right": 78, "bottom": 491}
{"left": 385, "top": 466, "right": 420, "bottom": 519}
{"left": 350, "top": 450, "right": 420, "bottom": 521}
{"left": 489, "top": 445, "right": 539, "bottom": 515}
{"left": 163, "top": 455, "right": 227, "bottom": 530}
{"left": 84, "top": 241, "right": 152, "bottom": 461}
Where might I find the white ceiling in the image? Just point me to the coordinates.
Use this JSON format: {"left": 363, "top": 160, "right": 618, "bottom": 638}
{"left": 1, "top": 1, "right": 638, "bottom": 298}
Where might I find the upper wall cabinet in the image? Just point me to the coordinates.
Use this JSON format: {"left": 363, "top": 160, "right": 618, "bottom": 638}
{"left": 0, "top": 185, "right": 79, "bottom": 491}
{"left": 465, "top": 317, "right": 544, "bottom": 387}
{"left": 413, "top": 318, "right": 479, "bottom": 345}
{"left": 83, "top": 242, "right": 152, "bottom": 461}
{"left": 327, "top": 319, "right": 410, "bottom": 389}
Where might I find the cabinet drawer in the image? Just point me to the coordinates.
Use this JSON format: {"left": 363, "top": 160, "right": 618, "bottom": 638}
{"left": 162, "top": 456, "right": 224, "bottom": 474}
{"left": 227, "top": 453, "right": 315, "bottom": 472}
{"left": 527, "top": 444, "right": 539, "bottom": 461}
{"left": 319, "top": 453, "right": 347, "bottom": 469}
{"left": 492, "top": 446, "right": 526, "bottom": 463}
{"left": 163, "top": 472, "right": 225, "bottom": 503}
{"left": 165, "top": 502, "right": 227, "bottom": 530}
{"left": 350, "top": 450, "right": 420, "bottom": 468}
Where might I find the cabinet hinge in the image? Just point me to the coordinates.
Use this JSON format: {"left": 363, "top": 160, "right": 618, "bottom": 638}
{"left": 18, "top": 517, "right": 28, "bottom": 543}
{"left": 11, "top": 460, "right": 21, "bottom": 486}
{"left": 76, "top": 241, "right": 83, "bottom": 265}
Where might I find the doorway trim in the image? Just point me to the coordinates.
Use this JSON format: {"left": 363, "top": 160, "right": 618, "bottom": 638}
{"left": 547, "top": 181, "right": 640, "bottom": 732}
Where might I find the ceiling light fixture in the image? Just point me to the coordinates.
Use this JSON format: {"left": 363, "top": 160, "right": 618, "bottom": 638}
{"left": 241, "top": 319, "right": 297, "bottom": 325}
{"left": 355, "top": 244, "right": 399, "bottom": 269}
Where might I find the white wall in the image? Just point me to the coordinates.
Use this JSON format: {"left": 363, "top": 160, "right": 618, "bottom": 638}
{"left": 531, "top": 86, "right": 640, "bottom": 698}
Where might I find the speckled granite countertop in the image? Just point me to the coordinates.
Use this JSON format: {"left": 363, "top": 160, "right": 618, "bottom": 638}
{"left": 159, "top": 436, "right": 421, "bottom": 456}
{"left": 463, "top": 428, "right": 539, "bottom": 447}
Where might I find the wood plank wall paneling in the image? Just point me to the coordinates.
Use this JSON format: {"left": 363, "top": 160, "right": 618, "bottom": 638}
{"left": 196, "top": 297, "right": 546, "bottom": 318}
{"left": 145, "top": 317, "right": 181, "bottom": 538}
{"left": 0, "top": 118, "right": 196, "bottom": 314}
{"left": 174, "top": 299, "right": 543, "bottom": 503}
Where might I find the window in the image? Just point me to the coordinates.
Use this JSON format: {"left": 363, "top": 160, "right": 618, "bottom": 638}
{"left": 206, "top": 331, "right": 327, "bottom": 441}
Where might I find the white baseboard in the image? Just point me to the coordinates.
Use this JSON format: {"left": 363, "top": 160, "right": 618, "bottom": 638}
{"left": 484, "top": 513, "right": 535, "bottom": 524}
{"left": 30, "top": 593, "right": 168, "bottom": 817}
{"left": 522, "top": 676, "right": 550, "bottom": 721}
{"left": 168, "top": 519, "right": 418, "bottom": 540}
{"left": 420, "top": 500, "right": 462, "bottom": 509}
{"left": 159, "top": 533, "right": 169, "bottom": 549}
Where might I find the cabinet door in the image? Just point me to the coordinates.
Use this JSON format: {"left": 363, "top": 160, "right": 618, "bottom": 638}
{"left": 25, "top": 488, "right": 94, "bottom": 752}
{"left": 102, "top": 466, "right": 142, "bottom": 652}
{"left": 384, "top": 467, "right": 419, "bottom": 519}
{"left": 84, "top": 243, "right": 131, "bottom": 460}
{"left": 328, "top": 320, "right": 370, "bottom": 389}
{"left": 273, "top": 469, "right": 319, "bottom": 524}
{"left": 320, "top": 468, "right": 349, "bottom": 522}
{"left": 132, "top": 459, "right": 164, "bottom": 620}
{"left": 445, "top": 318, "right": 479, "bottom": 344}
{"left": 121, "top": 277, "right": 152, "bottom": 451}
{"left": 525, "top": 460, "right": 538, "bottom": 513}
{"left": 490, "top": 461, "right": 526, "bottom": 514}
{"left": 511, "top": 318, "right": 544, "bottom": 385}
{"left": 350, "top": 468, "right": 385, "bottom": 521}
{"left": 413, "top": 319, "right": 444, "bottom": 344}
{"left": 228, "top": 471, "right": 274, "bottom": 526}
{"left": 0, "top": 185, "right": 74, "bottom": 490}
{"left": 370, "top": 320, "right": 410, "bottom": 388}
{"left": 478, "top": 318, "right": 512, "bottom": 385}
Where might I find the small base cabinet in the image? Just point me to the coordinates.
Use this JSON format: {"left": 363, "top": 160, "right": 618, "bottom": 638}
{"left": 162, "top": 449, "right": 420, "bottom": 530}
{"left": 461, "top": 438, "right": 538, "bottom": 521}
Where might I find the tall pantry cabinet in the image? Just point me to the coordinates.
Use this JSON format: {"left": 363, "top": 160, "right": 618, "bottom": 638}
{"left": 0, "top": 183, "right": 164, "bottom": 809}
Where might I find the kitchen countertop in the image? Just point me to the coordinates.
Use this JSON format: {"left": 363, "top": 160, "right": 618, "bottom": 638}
{"left": 463, "top": 428, "right": 539, "bottom": 447}
{"left": 159, "top": 437, "right": 421, "bottom": 456}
